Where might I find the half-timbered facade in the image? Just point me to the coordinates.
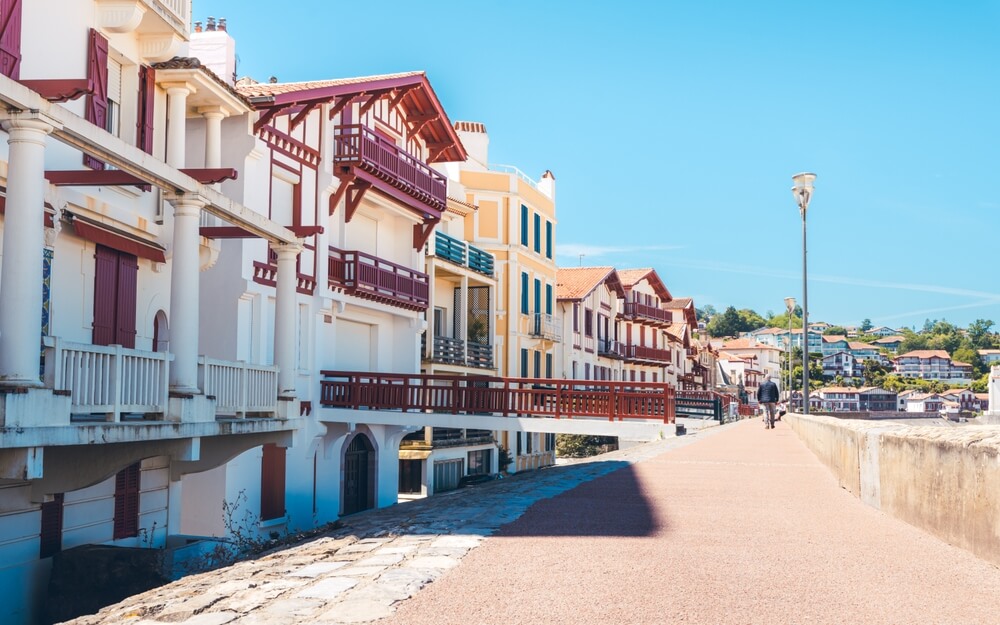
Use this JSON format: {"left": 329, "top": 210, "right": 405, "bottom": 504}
{"left": 557, "top": 266, "right": 626, "bottom": 382}
{"left": 0, "top": 8, "right": 308, "bottom": 624}
{"left": 617, "top": 268, "right": 676, "bottom": 386}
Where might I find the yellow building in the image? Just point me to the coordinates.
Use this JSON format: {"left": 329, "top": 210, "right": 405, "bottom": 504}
{"left": 445, "top": 121, "right": 558, "bottom": 472}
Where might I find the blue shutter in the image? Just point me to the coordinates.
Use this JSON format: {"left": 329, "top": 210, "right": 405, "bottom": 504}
{"left": 545, "top": 353, "right": 553, "bottom": 378}
{"left": 545, "top": 284, "right": 552, "bottom": 314}
{"left": 545, "top": 221, "right": 552, "bottom": 259}
{"left": 521, "top": 272, "right": 529, "bottom": 314}
{"left": 520, "top": 205, "right": 528, "bottom": 246}
{"left": 533, "top": 351, "right": 541, "bottom": 377}
{"left": 534, "top": 279, "right": 541, "bottom": 313}
{"left": 520, "top": 348, "right": 529, "bottom": 377}
{"left": 533, "top": 213, "right": 540, "bottom": 253}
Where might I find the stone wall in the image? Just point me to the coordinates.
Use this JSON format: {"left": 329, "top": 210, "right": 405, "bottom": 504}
{"left": 785, "top": 413, "right": 1000, "bottom": 566}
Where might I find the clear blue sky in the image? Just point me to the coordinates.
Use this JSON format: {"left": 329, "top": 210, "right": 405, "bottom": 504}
{"left": 201, "top": 0, "right": 1000, "bottom": 331}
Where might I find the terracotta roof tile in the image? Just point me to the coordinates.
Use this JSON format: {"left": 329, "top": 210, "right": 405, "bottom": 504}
{"left": 234, "top": 71, "right": 425, "bottom": 98}
{"left": 895, "top": 350, "right": 951, "bottom": 360}
{"left": 662, "top": 297, "right": 692, "bottom": 309}
{"left": 556, "top": 267, "right": 620, "bottom": 300}
{"left": 722, "top": 338, "right": 781, "bottom": 351}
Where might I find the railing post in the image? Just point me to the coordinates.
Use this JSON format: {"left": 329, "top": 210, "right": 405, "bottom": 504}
{"left": 555, "top": 383, "right": 562, "bottom": 419}
{"left": 111, "top": 345, "right": 123, "bottom": 423}
{"left": 503, "top": 379, "right": 511, "bottom": 417}
{"left": 402, "top": 376, "right": 410, "bottom": 413}
{"left": 239, "top": 361, "right": 250, "bottom": 418}
{"left": 451, "top": 377, "right": 459, "bottom": 415}
{"left": 609, "top": 384, "right": 618, "bottom": 422}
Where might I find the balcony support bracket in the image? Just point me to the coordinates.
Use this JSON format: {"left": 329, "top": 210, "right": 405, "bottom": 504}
{"left": 413, "top": 218, "right": 440, "bottom": 251}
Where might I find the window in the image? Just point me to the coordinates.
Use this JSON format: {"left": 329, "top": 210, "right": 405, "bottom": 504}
{"left": 85, "top": 28, "right": 109, "bottom": 169}
{"left": 113, "top": 463, "right": 140, "bottom": 540}
{"left": 93, "top": 246, "right": 138, "bottom": 349}
{"left": 573, "top": 303, "right": 579, "bottom": 332}
{"left": 533, "top": 350, "right": 541, "bottom": 377}
{"left": 545, "top": 221, "right": 552, "bottom": 259}
{"left": 106, "top": 56, "right": 123, "bottom": 137}
{"left": 545, "top": 353, "right": 553, "bottom": 378}
{"left": 260, "top": 444, "right": 286, "bottom": 521}
{"left": 521, "top": 348, "right": 529, "bottom": 377}
{"left": 584, "top": 363, "right": 591, "bottom": 380}
{"left": 521, "top": 272, "right": 529, "bottom": 314}
{"left": 533, "top": 213, "right": 541, "bottom": 253}
{"left": 545, "top": 284, "right": 553, "bottom": 315}
{"left": 467, "top": 449, "right": 492, "bottom": 476}
{"left": 520, "top": 205, "right": 529, "bottom": 246}
{"left": 584, "top": 309, "right": 594, "bottom": 337}
{"left": 39, "top": 493, "right": 64, "bottom": 558}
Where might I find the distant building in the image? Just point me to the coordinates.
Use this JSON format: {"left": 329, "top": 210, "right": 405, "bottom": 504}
{"left": 979, "top": 349, "right": 1000, "bottom": 365}
{"left": 893, "top": 350, "right": 973, "bottom": 384}
{"left": 873, "top": 335, "right": 905, "bottom": 353}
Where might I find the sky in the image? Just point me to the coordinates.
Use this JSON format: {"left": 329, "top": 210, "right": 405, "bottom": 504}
{"left": 201, "top": 0, "right": 1000, "bottom": 331}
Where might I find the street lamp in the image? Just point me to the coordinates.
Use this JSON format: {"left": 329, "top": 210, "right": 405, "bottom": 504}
{"left": 784, "top": 296, "right": 795, "bottom": 406}
{"left": 792, "top": 172, "right": 816, "bottom": 414}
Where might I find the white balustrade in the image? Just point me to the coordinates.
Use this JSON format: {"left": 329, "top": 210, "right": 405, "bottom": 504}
{"left": 146, "top": 0, "right": 190, "bottom": 28}
{"left": 43, "top": 337, "right": 171, "bottom": 422}
{"left": 199, "top": 357, "right": 279, "bottom": 418}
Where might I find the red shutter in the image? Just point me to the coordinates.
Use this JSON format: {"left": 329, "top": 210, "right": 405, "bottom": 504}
{"left": 137, "top": 65, "right": 155, "bottom": 154}
{"left": 84, "top": 28, "right": 108, "bottom": 170}
{"left": 260, "top": 444, "right": 286, "bottom": 521}
{"left": 0, "top": 0, "right": 22, "bottom": 80}
{"left": 113, "top": 463, "right": 140, "bottom": 539}
{"left": 116, "top": 252, "right": 137, "bottom": 348}
{"left": 39, "top": 493, "right": 64, "bottom": 558}
{"left": 93, "top": 245, "right": 118, "bottom": 346}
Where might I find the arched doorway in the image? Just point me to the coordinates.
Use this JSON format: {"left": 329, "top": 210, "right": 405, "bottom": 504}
{"left": 342, "top": 434, "right": 375, "bottom": 515}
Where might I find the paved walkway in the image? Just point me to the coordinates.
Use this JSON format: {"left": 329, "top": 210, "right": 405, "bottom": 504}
{"left": 69, "top": 417, "right": 1000, "bottom": 624}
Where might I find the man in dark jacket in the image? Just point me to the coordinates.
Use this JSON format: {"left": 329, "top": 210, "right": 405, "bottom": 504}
{"left": 757, "top": 375, "right": 780, "bottom": 429}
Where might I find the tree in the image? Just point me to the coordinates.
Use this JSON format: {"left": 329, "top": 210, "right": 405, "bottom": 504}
{"left": 967, "top": 319, "right": 995, "bottom": 350}
{"left": 860, "top": 318, "right": 873, "bottom": 332}
{"left": 696, "top": 305, "right": 717, "bottom": 322}
{"left": 769, "top": 312, "right": 803, "bottom": 330}
{"left": 737, "top": 309, "right": 767, "bottom": 332}
{"left": 862, "top": 360, "right": 889, "bottom": 387}
{"left": 705, "top": 306, "right": 767, "bottom": 337}
{"left": 823, "top": 326, "right": 848, "bottom": 336}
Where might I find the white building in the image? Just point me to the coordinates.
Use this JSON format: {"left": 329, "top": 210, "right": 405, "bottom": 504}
{"left": 557, "top": 266, "right": 626, "bottom": 382}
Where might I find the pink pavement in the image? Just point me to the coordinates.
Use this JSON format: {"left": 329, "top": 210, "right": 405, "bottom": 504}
{"left": 379, "top": 418, "right": 1000, "bottom": 625}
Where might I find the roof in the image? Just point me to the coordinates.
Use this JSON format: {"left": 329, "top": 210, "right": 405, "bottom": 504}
{"left": 819, "top": 386, "right": 861, "bottom": 394}
{"left": 754, "top": 328, "right": 785, "bottom": 335}
{"left": 722, "top": 338, "right": 781, "bottom": 351}
{"left": 662, "top": 297, "right": 692, "bottom": 309}
{"left": 617, "top": 268, "right": 672, "bottom": 301}
{"left": 822, "top": 335, "right": 848, "bottom": 343}
{"left": 556, "top": 267, "right": 624, "bottom": 301}
{"left": 979, "top": 349, "right": 1000, "bottom": 355}
{"left": 873, "top": 336, "right": 904, "bottom": 344}
{"left": 235, "top": 71, "right": 466, "bottom": 163}
{"left": 152, "top": 56, "right": 251, "bottom": 107}
{"left": 662, "top": 297, "right": 697, "bottom": 326}
{"left": 895, "top": 350, "right": 951, "bottom": 360}
{"left": 848, "top": 342, "right": 875, "bottom": 350}
{"left": 665, "top": 323, "right": 690, "bottom": 347}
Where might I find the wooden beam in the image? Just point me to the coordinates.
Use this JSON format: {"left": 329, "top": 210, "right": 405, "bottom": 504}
{"left": 345, "top": 181, "right": 371, "bottom": 223}
{"left": 253, "top": 108, "right": 280, "bottom": 133}
{"left": 413, "top": 219, "right": 440, "bottom": 251}
{"left": 406, "top": 118, "right": 433, "bottom": 142}
{"left": 327, "top": 94, "right": 357, "bottom": 120}
{"left": 426, "top": 143, "right": 451, "bottom": 162}
{"left": 46, "top": 168, "right": 238, "bottom": 186}
{"left": 357, "top": 90, "right": 390, "bottom": 118}
{"left": 201, "top": 224, "right": 323, "bottom": 239}
{"left": 287, "top": 102, "right": 318, "bottom": 132}
{"left": 387, "top": 85, "right": 417, "bottom": 113}
{"left": 328, "top": 174, "right": 354, "bottom": 215}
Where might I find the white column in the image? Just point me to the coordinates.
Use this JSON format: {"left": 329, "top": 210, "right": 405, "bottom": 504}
{"left": 201, "top": 109, "right": 225, "bottom": 169}
{"left": 459, "top": 274, "right": 469, "bottom": 363}
{"left": 165, "top": 84, "right": 192, "bottom": 168}
{"left": 168, "top": 194, "right": 205, "bottom": 392}
{"left": 274, "top": 243, "right": 302, "bottom": 396}
{"left": 0, "top": 118, "right": 53, "bottom": 387}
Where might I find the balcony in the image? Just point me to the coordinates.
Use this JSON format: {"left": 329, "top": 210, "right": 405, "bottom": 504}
{"left": 530, "top": 314, "right": 562, "bottom": 342}
{"left": 598, "top": 339, "right": 627, "bottom": 359}
{"left": 621, "top": 301, "right": 672, "bottom": 326}
{"left": 424, "top": 335, "right": 495, "bottom": 370}
{"left": 625, "top": 345, "right": 673, "bottom": 365}
{"left": 329, "top": 246, "right": 429, "bottom": 311}
{"left": 95, "top": 0, "right": 190, "bottom": 48}
{"left": 39, "top": 337, "right": 283, "bottom": 423}
{"left": 431, "top": 231, "right": 495, "bottom": 277}
{"left": 334, "top": 124, "right": 446, "bottom": 216}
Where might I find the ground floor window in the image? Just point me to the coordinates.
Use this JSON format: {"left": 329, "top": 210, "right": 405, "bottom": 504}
{"left": 467, "top": 449, "right": 492, "bottom": 475}
{"left": 434, "top": 459, "right": 464, "bottom": 493}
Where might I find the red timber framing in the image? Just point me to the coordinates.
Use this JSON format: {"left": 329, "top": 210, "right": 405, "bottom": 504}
{"left": 328, "top": 246, "right": 429, "bottom": 310}
{"left": 258, "top": 125, "right": 320, "bottom": 168}
{"left": 46, "top": 168, "right": 238, "bottom": 187}
{"left": 319, "top": 371, "right": 676, "bottom": 423}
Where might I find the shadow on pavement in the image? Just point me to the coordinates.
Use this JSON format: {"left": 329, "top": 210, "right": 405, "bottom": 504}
{"left": 494, "top": 462, "right": 663, "bottom": 538}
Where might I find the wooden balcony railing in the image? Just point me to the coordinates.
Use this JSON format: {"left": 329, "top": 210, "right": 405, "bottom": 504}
{"left": 625, "top": 345, "right": 673, "bottom": 364}
{"left": 329, "top": 246, "right": 429, "bottom": 310}
{"left": 252, "top": 261, "right": 317, "bottom": 295}
{"left": 622, "top": 301, "right": 672, "bottom": 325}
{"left": 334, "top": 124, "right": 446, "bottom": 213}
{"left": 319, "top": 371, "right": 675, "bottom": 423}
{"left": 431, "top": 231, "right": 495, "bottom": 277}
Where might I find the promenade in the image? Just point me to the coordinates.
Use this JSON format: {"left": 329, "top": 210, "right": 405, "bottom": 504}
{"left": 69, "top": 418, "right": 1000, "bottom": 625}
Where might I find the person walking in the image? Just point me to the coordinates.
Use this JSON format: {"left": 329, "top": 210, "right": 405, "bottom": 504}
{"left": 757, "top": 375, "right": 780, "bottom": 429}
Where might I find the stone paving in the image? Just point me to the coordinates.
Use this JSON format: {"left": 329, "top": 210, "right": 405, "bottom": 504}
{"left": 67, "top": 419, "right": 718, "bottom": 625}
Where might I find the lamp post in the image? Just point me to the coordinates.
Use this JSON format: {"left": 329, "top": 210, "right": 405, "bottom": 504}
{"left": 784, "top": 296, "right": 795, "bottom": 406}
{"left": 792, "top": 172, "right": 816, "bottom": 414}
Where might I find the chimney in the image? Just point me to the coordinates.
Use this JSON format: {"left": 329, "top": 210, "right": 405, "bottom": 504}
{"left": 538, "top": 169, "right": 556, "bottom": 201}
{"left": 452, "top": 121, "right": 489, "bottom": 171}
{"left": 189, "top": 17, "right": 237, "bottom": 85}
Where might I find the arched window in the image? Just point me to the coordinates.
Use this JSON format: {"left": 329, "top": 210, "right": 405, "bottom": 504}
{"left": 153, "top": 310, "right": 169, "bottom": 352}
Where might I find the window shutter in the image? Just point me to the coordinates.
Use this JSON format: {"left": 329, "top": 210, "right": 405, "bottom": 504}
{"left": 116, "top": 252, "right": 137, "bottom": 348}
{"left": 545, "top": 221, "right": 552, "bottom": 259}
{"left": 84, "top": 28, "right": 109, "bottom": 169}
{"left": 137, "top": 66, "right": 156, "bottom": 153}
{"left": 39, "top": 492, "right": 64, "bottom": 558}
{"left": 0, "top": 0, "right": 22, "bottom": 80}
{"left": 93, "top": 245, "right": 118, "bottom": 346}
{"left": 113, "top": 463, "right": 140, "bottom": 539}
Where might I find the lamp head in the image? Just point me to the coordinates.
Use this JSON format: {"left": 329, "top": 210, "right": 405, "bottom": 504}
{"left": 791, "top": 172, "right": 817, "bottom": 212}
{"left": 784, "top": 297, "right": 796, "bottom": 313}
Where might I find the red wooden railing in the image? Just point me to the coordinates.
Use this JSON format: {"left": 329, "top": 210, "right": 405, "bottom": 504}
{"left": 328, "top": 246, "right": 429, "bottom": 310}
{"left": 625, "top": 345, "right": 672, "bottom": 363}
{"left": 319, "top": 371, "right": 675, "bottom": 423}
{"left": 252, "top": 261, "right": 316, "bottom": 295}
{"left": 622, "top": 301, "right": 672, "bottom": 324}
{"left": 334, "top": 124, "right": 447, "bottom": 212}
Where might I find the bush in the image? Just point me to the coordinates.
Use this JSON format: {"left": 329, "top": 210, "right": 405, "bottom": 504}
{"left": 556, "top": 435, "right": 618, "bottom": 458}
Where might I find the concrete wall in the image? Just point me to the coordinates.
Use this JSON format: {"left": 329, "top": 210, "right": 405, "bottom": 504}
{"left": 786, "top": 413, "right": 1000, "bottom": 566}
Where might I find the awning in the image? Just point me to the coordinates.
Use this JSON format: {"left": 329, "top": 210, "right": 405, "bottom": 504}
{"left": 67, "top": 214, "right": 166, "bottom": 263}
